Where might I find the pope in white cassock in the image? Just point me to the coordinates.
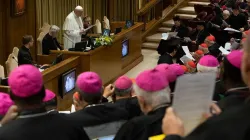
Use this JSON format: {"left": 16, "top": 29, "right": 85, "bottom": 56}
{"left": 63, "top": 6, "right": 85, "bottom": 50}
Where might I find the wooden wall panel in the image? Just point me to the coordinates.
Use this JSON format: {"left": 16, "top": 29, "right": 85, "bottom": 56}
{"left": 0, "top": 0, "right": 36, "bottom": 66}
{"left": 0, "top": 1, "right": 6, "bottom": 66}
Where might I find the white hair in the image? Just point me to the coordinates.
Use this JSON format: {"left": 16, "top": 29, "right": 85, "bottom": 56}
{"left": 223, "top": 10, "right": 230, "bottom": 16}
{"left": 134, "top": 84, "right": 171, "bottom": 108}
{"left": 50, "top": 25, "right": 60, "bottom": 32}
{"left": 197, "top": 63, "right": 219, "bottom": 73}
{"left": 75, "top": 6, "right": 83, "bottom": 11}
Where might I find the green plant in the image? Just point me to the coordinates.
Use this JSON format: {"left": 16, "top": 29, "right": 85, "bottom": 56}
{"left": 95, "top": 36, "right": 114, "bottom": 46}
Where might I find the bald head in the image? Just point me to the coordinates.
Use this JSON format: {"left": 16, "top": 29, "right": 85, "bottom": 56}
{"left": 74, "top": 6, "right": 83, "bottom": 17}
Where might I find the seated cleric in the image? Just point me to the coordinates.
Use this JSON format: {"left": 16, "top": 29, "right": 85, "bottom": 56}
{"left": 18, "top": 35, "right": 49, "bottom": 68}
{"left": 42, "top": 25, "right": 63, "bottom": 55}
{"left": 18, "top": 35, "right": 35, "bottom": 66}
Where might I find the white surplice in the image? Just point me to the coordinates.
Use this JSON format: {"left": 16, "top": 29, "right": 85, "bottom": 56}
{"left": 63, "top": 11, "right": 83, "bottom": 50}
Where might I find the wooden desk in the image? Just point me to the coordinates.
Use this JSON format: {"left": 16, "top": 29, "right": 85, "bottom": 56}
{"left": 42, "top": 56, "right": 81, "bottom": 110}
{"left": 38, "top": 22, "right": 144, "bottom": 85}
{"left": 0, "top": 86, "right": 10, "bottom": 93}
{"left": 0, "top": 57, "right": 81, "bottom": 110}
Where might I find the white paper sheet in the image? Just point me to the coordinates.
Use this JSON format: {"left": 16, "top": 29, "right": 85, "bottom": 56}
{"left": 83, "top": 25, "right": 95, "bottom": 32}
{"left": 184, "top": 37, "right": 192, "bottom": 42}
{"left": 59, "top": 111, "right": 71, "bottom": 114}
{"left": 182, "top": 46, "right": 190, "bottom": 55}
{"left": 224, "top": 28, "right": 240, "bottom": 33}
{"left": 172, "top": 73, "right": 216, "bottom": 135}
{"left": 180, "top": 55, "right": 192, "bottom": 64}
{"left": 224, "top": 42, "right": 232, "bottom": 50}
{"left": 182, "top": 46, "right": 195, "bottom": 61}
{"left": 161, "top": 33, "right": 169, "bottom": 40}
{"left": 219, "top": 46, "right": 230, "bottom": 55}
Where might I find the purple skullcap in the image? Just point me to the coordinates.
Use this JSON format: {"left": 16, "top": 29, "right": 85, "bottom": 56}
{"left": 43, "top": 89, "right": 56, "bottom": 102}
{"left": 199, "top": 55, "right": 219, "bottom": 67}
{"left": 135, "top": 68, "right": 169, "bottom": 92}
{"left": 8, "top": 65, "right": 43, "bottom": 98}
{"left": 156, "top": 64, "right": 176, "bottom": 83}
{"left": 115, "top": 76, "right": 133, "bottom": 90}
{"left": 170, "top": 64, "right": 185, "bottom": 76}
{"left": 0, "top": 93, "right": 14, "bottom": 116}
{"left": 76, "top": 72, "right": 102, "bottom": 94}
{"left": 226, "top": 50, "right": 243, "bottom": 69}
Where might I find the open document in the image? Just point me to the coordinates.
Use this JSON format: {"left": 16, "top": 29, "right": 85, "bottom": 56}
{"left": 180, "top": 55, "right": 192, "bottom": 64}
{"left": 219, "top": 46, "right": 230, "bottom": 55}
{"left": 224, "top": 28, "right": 240, "bottom": 33}
{"left": 83, "top": 25, "right": 96, "bottom": 32}
{"left": 172, "top": 73, "right": 216, "bottom": 135}
{"left": 182, "top": 46, "right": 195, "bottom": 60}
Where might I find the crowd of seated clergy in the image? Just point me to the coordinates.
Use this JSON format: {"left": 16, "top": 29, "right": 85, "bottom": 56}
{"left": 1, "top": 37, "right": 250, "bottom": 140}
{"left": 2, "top": 1, "right": 250, "bottom": 140}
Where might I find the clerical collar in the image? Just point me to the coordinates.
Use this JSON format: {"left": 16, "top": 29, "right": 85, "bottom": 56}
{"left": 226, "top": 87, "right": 249, "bottom": 93}
{"left": 85, "top": 104, "right": 104, "bottom": 109}
{"left": 17, "top": 107, "right": 48, "bottom": 119}
{"left": 148, "top": 104, "right": 169, "bottom": 115}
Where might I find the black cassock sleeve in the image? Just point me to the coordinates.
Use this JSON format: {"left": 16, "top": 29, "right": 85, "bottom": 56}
{"left": 42, "top": 38, "right": 50, "bottom": 55}
{"left": 114, "top": 121, "right": 136, "bottom": 140}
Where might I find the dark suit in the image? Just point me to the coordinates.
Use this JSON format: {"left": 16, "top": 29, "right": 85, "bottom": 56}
{"left": 114, "top": 106, "right": 168, "bottom": 140}
{"left": 67, "top": 103, "right": 129, "bottom": 127}
{"left": 18, "top": 46, "right": 34, "bottom": 65}
{"left": 158, "top": 53, "right": 174, "bottom": 65}
{"left": 195, "top": 29, "right": 210, "bottom": 45}
{"left": 165, "top": 103, "right": 250, "bottom": 140}
{"left": 217, "top": 87, "right": 250, "bottom": 111}
{"left": 42, "top": 33, "right": 62, "bottom": 55}
{"left": 114, "top": 97, "right": 142, "bottom": 119}
{"left": 228, "top": 13, "right": 248, "bottom": 30}
{"left": 171, "top": 24, "right": 189, "bottom": 38}
{"left": 0, "top": 108, "right": 90, "bottom": 140}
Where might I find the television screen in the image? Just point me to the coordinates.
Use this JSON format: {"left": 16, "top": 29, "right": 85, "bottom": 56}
{"left": 97, "top": 135, "right": 115, "bottom": 140}
{"left": 103, "top": 29, "right": 110, "bottom": 36}
{"left": 122, "top": 39, "right": 129, "bottom": 57}
{"left": 62, "top": 69, "right": 76, "bottom": 95}
{"left": 125, "top": 20, "right": 134, "bottom": 28}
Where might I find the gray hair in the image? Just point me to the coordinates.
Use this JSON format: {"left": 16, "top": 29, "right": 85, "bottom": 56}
{"left": 115, "top": 87, "right": 132, "bottom": 96}
{"left": 50, "top": 25, "right": 60, "bottom": 32}
{"left": 223, "top": 10, "right": 230, "bottom": 16}
{"left": 134, "top": 84, "right": 171, "bottom": 108}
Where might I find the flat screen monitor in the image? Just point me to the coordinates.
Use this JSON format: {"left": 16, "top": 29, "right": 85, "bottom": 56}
{"left": 75, "top": 41, "right": 87, "bottom": 52}
{"left": 115, "top": 27, "right": 122, "bottom": 34}
{"left": 52, "top": 53, "right": 63, "bottom": 65}
{"left": 125, "top": 20, "right": 134, "bottom": 28}
{"left": 61, "top": 69, "right": 76, "bottom": 96}
{"left": 97, "top": 135, "right": 115, "bottom": 140}
{"left": 122, "top": 39, "right": 129, "bottom": 58}
{"left": 103, "top": 29, "right": 110, "bottom": 36}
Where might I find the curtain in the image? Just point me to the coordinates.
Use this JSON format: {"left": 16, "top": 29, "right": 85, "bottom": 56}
{"left": 36, "top": 0, "right": 107, "bottom": 43}
{"left": 112, "top": 0, "right": 138, "bottom": 21}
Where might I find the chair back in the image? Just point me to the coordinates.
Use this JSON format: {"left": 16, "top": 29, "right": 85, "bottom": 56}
{"left": 5, "top": 54, "right": 18, "bottom": 76}
{"left": 12, "top": 47, "right": 19, "bottom": 58}
{"left": 84, "top": 120, "right": 126, "bottom": 139}
{"left": 37, "top": 23, "right": 51, "bottom": 54}
{"left": 0, "top": 65, "right": 5, "bottom": 78}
